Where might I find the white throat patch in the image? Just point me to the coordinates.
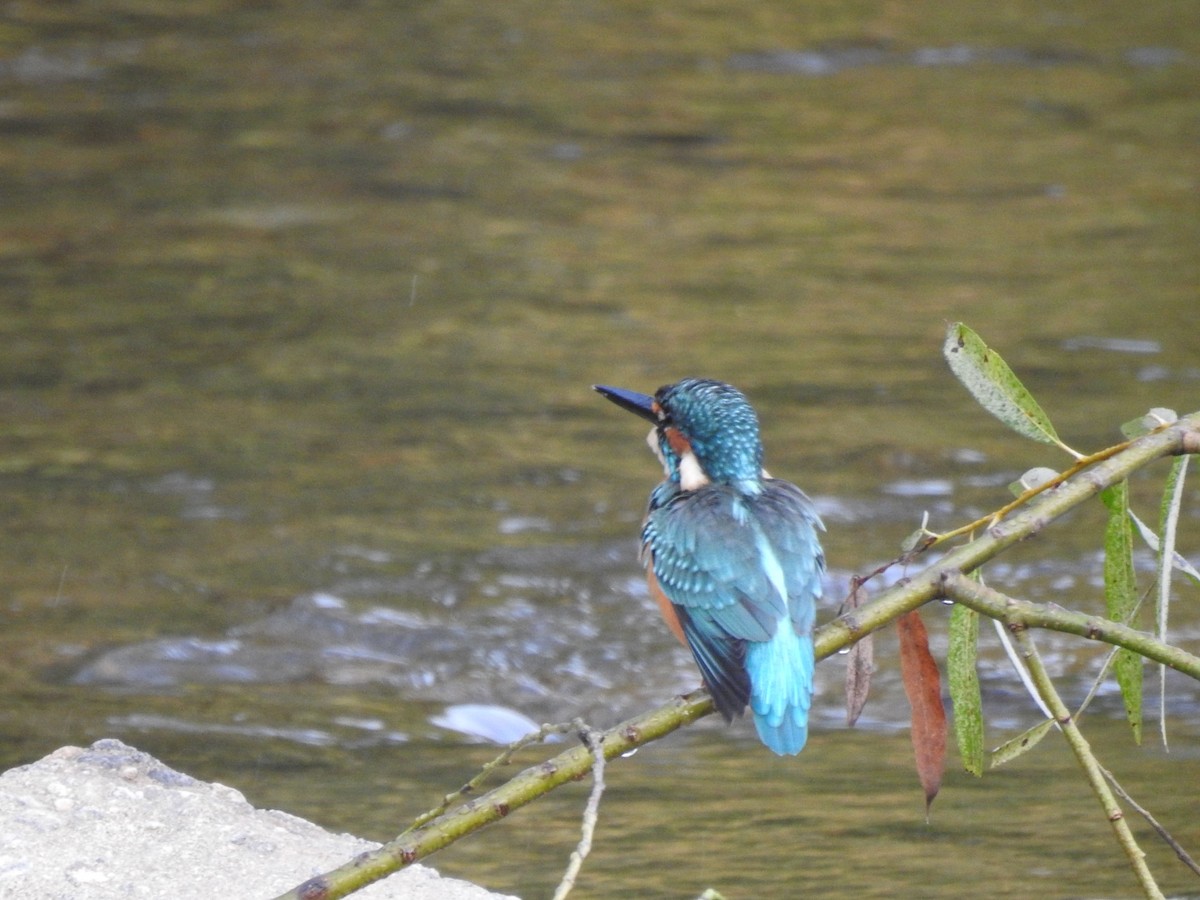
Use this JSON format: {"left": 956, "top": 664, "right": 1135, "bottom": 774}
{"left": 646, "top": 427, "right": 710, "bottom": 490}
{"left": 646, "top": 428, "right": 667, "bottom": 475}
{"left": 679, "top": 450, "right": 710, "bottom": 491}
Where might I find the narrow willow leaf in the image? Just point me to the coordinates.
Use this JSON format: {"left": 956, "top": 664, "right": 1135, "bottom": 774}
{"left": 1155, "top": 455, "right": 1189, "bottom": 749}
{"left": 1157, "top": 456, "right": 1190, "bottom": 623}
{"left": 898, "top": 609, "right": 947, "bottom": 816}
{"left": 1100, "top": 481, "right": 1142, "bottom": 744}
{"left": 943, "top": 323, "right": 1079, "bottom": 457}
{"left": 1128, "top": 510, "right": 1200, "bottom": 586}
{"left": 989, "top": 719, "right": 1054, "bottom": 768}
{"left": 948, "top": 602, "right": 984, "bottom": 776}
{"left": 992, "top": 617, "right": 1051, "bottom": 719}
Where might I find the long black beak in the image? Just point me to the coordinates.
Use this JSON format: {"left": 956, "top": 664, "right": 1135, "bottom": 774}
{"left": 593, "top": 384, "right": 658, "bottom": 424}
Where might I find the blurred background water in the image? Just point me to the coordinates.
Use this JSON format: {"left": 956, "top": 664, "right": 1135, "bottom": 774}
{"left": 1, "top": 2, "right": 1198, "bottom": 897}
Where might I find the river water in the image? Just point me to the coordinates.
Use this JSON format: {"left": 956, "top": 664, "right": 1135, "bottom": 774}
{"left": 2, "top": 2, "right": 1198, "bottom": 897}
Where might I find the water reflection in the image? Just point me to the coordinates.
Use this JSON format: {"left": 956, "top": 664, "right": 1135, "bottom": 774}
{"left": 728, "top": 42, "right": 1191, "bottom": 76}
{"left": 69, "top": 538, "right": 1200, "bottom": 743}
{"left": 2, "top": 1, "right": 1198, "bottom": 896}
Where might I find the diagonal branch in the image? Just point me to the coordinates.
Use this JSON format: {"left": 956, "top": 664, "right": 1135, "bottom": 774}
{"left": 1009, "top": 626, "right": 1164, "bottom": 899}
{"left": 938, "top": 571, "right": 1200, "bottom": 680}
{"left": 272, "top": 412, "right": 1200, "bottom": 900}
{"left": 821, "top": 411, "right": 1200, "bottom": 651}
{"left": 272, "top": 692, "right": 715, "bottom": 900}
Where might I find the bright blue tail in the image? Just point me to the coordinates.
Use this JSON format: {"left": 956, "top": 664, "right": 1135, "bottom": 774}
{"left": 746, "top": 622, "right": 814, "bottom": 756}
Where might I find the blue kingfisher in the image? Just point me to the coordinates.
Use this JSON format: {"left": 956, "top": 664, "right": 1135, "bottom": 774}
{"left": 595, "top": 377, "right": 825, "bottom": 755}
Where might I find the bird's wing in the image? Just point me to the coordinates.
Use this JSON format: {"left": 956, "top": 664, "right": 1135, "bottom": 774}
{"left": 642, "top": 482, "right": 821, "bottom": 719}
{"left": 643, "top": 485, "right": 785, "bottom": 639}
{"left": 757, "top": 479, "right": 825, "bottom": 633}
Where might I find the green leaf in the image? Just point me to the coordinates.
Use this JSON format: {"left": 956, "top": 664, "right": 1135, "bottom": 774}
{"left": 1101, "top": 481, "right": 1142, "bottom": 743}
{"left": 943, "top": 323, "right": 1079, "bottom": 457}
{"left": 989, "top": 719, "right": 1054, "bottom": 768}
{"left": 948, "top": 601, "right": 984, "bottom": 776}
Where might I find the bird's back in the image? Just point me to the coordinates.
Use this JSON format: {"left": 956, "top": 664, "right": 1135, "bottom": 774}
{"left": 642, "top": 478, "right": 824, "bottom": 753}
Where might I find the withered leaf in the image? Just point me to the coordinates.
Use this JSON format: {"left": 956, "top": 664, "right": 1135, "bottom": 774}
{"left": 844, "top": 582, "right": 874, "bottom": 726}
{"left": 898, "top": 609, "right": 947, "bottom": 817}
{"left": 845, "top": 634, "right": 874, "bottom": 727}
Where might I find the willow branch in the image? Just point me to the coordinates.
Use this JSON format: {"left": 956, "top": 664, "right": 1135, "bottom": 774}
{"left": 272, "top": 692, "right": 714, "bottom": 900}
{"left": 1010, "top": 627, "right": 1163, "bottom": 899}
{"left": 931, "top": 437, "right": 1136, "bottom": 545}
{"left": 939, "top": 571, "right": 1200, "bottom": 680}
{"left": 399, "top": 719, "right": 586, "bottom": 836}
{"left": 822, "top": 411, "right": 1199, "bottom": 649}
{"left": 273, "top": 412, "right": 1199, "bottom": 900}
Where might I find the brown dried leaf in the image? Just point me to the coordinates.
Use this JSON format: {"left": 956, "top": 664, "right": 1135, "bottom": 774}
{"left": 845, "top": 634, "right": 874, "bottom": 727}
{"left": 898, "top": 609, "right": 947, "bottom": 817}
{"left": 843, "top": 581, "right": 874, "bottom": 726}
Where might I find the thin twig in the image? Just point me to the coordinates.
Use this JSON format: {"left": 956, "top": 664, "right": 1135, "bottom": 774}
{"left": 551, "top": 723, "right": 607, "bottom": 900}
{"left": 401, "top": 719, "right": 583, "bottom": 836}
{"left": 930, "top": 438, "right": 1137, "bottom": 546}
{"left": 1098, "top": 762, "right": 1200, "bottom": 878}
{"left": 1010, "top": 626, "right": 1164, "bottom": 899}
{"left": 272, "top": 690, "right": 715, "bottom": 900}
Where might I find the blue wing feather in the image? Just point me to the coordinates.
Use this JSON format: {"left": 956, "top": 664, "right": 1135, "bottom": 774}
{"left": 676, "top": 607, "right": 749, "bottom": 721}
{"left": 642, "top": 479, "right": 824, "bottom": 748}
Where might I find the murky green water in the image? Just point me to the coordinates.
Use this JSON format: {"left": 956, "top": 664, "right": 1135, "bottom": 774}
{"left": 2, "top": 2, "right": 1198, "bottom": 897}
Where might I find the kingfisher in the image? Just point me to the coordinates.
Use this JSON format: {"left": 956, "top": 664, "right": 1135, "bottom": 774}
{"left": 594, "top": 377, "right": 825, "bottom": 755}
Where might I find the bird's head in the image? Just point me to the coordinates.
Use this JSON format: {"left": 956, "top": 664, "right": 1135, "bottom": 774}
{"left": 594, "top": 377, "right": 764, "bottom": 492}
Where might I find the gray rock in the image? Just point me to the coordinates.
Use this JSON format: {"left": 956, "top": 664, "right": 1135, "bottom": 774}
{"left": 0, "top": 739, "right": 518, "bottom": 899}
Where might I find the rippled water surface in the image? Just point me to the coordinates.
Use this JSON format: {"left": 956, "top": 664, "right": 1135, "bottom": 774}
{"left": 2, "top": 2, "right": 1199, "bottom": 897}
